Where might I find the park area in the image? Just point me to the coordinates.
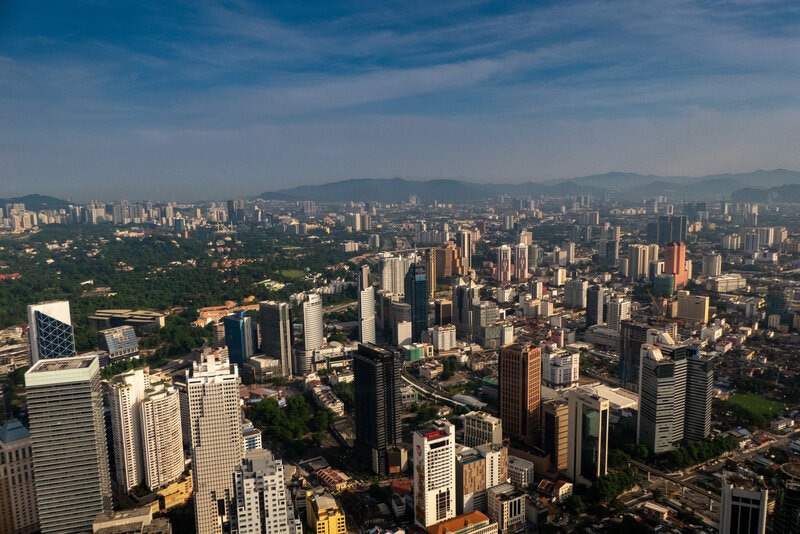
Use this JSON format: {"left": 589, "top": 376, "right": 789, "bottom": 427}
{"left": 726, "top": 392, "right": 784, "bottom": 418}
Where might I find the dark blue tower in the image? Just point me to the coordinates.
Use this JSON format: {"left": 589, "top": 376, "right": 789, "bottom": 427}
{"left": 404, "top": 262, "right": 429, "bottom": 343}
{"left": 223, "top": 311, "right": 255, "bottom": 371}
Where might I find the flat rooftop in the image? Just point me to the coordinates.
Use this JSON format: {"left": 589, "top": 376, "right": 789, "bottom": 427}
{"left": 29, "top": 356, "right": 94, "bottom": 373}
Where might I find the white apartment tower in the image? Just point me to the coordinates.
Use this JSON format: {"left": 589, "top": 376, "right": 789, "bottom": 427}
{"left": 25, "top": 355, "right": 112, "bottom": 534}
{"left": 231, "top": 449, "right": 303, "bottom": 534}
{"left": 358, "top": 265, "right": 376, "bottom": 344}
{"left": 414, "top": 420, "right": 456, "bottom": 528}
{"left": 188, "top": 351, "right": 244, "bottom": 534}
{"left": 105, "top": 368, "right": 149, "bottom": 491}
{"left": 140, "top": 382, "right": 184, "bottom": 490}
{"left": 607, "top": 298, "right": 631, "bottom": 331}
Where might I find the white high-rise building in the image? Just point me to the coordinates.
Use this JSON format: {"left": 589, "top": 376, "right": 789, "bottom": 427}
{"left": 607, "top": 298, "right": 631, "bottom": 331}
{"left": 358, "top": 265, "right": 376, "bottom": 344}
{"left": 379, "top": 253, "right": 416, "bottom": 295}
{"left": 702, "top": 253, "right": 722, "bottom": 278}
{"left": 105, "top": 368, "right": 149, "bottom": 491}
{"left": 27, "top": 300, "right": 76, "bottom": 364}
{"left": 303, "top": 294, "right": 324, "bottom": 351}
{"left": 25, "top": 355, "right": 112, "bottom": 534}
{"left": 188, "top": 351, "right": 244, "bottom": 534}
{"left": 140, "top": 382, "right": 184, "bottom": 490}
{"left": 628, "top": 244, "right": 650, "bottom": 281}
{"left": 540, "top": 342, "right": 579, "bottom": 390}
{"left": 497, "top": 245, "right": 512, "bottom": 286}
{"left": 457, "top": 230, "right": 472, "bottom": 273}
{"left": 231, "top": 449, "right": 303, "bottom": 534}
{"left": 413, "top": 420, "right": 456, "bottom": 528}
{"left": 720, "top": 472, "right": 768, "bottom": 534}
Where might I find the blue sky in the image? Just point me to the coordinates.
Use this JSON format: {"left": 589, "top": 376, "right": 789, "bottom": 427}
{"left": 2, "top": 0, "right": 800, "bottom": 201}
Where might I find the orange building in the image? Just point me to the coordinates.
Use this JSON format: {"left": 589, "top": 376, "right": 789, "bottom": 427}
{"left": 499, "top": 343, "right": 542, "bottom": 446}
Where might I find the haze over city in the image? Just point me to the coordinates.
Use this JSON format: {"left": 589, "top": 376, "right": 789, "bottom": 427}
{"left": 2, "top": 0, "right": 800, "bottom": 201}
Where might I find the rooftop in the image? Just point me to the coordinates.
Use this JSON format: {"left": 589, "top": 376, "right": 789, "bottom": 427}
{"left": 29, "top": 354, "right": 94, "bottom": 372}
{"left": 0, "top": 419, "right": 30, "bottom": 443}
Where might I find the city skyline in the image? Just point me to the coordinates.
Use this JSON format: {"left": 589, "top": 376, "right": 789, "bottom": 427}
{"left": 3, "top": 1, "right": 800, "bottom": 201}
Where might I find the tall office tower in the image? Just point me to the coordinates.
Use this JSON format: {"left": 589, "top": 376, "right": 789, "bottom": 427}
{"left": 27, "top": 300, "right": 76, "bottom": 364}
{"left": 357, "top": 265, "right": 376, "bottom": 344}
{"left": 720, "top": 473, "right": 768, "bottom": 534}
{"left": 434, "top": 299, "right": 453, "bottom": 326}
{"left": 655, "top": 215, "right": 687, "bottom": 245}
{"left": 413, "top": 420, "right": 456, "bottom": 528}
{"left": 637, "top": 344, "right": 686, "bottom": 454}
{"left": 606, "top": 297, "right": 631, "bottom": 332}
{"left": 562, "top": 240, "right": 576, "bottom": 265}
{"left": 618, "top": 321, "right": 650, "bottom": 392}
{"left": 496, "top": 245, "right": 512, "bottom": 285}
{"left": 425, "top": 248, "right": 437, "bottom": 299}
{"left": 223, "top": 312, "right": 255, "bottom": 372}
{"left": 139, "top": 382, "right": 184, "bottom": 490}
{"left": 519, "top": 229, "right": 532, "bottom": 246}
{"left": 187, "top": 352, "right": 243, "bottom": 534}
{"left": 353, "top": 344, "right": 403, "bottom": 475}
{"left": 259, "top": 301, "right": 293, "bottom": 377}
{"left": 627, "top": 244, "right": 650, "bottom": 281}
{"left": 664, "top": 242, "right": 688, "bottom": 289}
{"left": 551, "top": 266, "right": 567, "bottom": 287}
{"left": 702, "top": 253, "right": 722, "bottom": 277}
{"left": 0, "top": 419, "right": 39, "bottom": 534}
{"left": 498, "top": 343, "right": 541, "bottom": 446}
{"left": 529, "top": 243, "right": 540, "bottom": 269}
{"left": 25, "top": 356, "right": 112, "bottom": 534}
{"left": 435, "top": 242, "right": 461, "bottom": 280}
{"left": 513, "top": 242, "right": 528, "bottom": 282}
{"left": 303, "top": 293, "right": 324, "bottom": 352}
{"left": 462, "top": 411, "right": 503, "bottom": 447}
{"left": 567, "top": 388, "right": 610, "bottom": 486}
{"left": 564, "top": 279, "right": 588, "bottom": 309}
{"left": 105, "top": 368, "right": 149, "bottom": 491}
{"left": 586, "top": 286, "right": 604, "bottom": 327}
{"left": 231, "top": 449, "right": 302, "bottom": 534}
{"left": 453, "top": 278, "right": 481, "bottom": 340}
{"left": 457, "top": 229, "right": 473, "bottom": 272}
{"left": 685, "top": 353, "right": 714, "bottom": 444}
{"left": 404, "top": 263, "right": 429, "bottom": 343}
{"left": 542, "top": 398, "right": 569, "bottom": 472}
{"left": 773, "top": 466, "right": 800, "bottom": 534}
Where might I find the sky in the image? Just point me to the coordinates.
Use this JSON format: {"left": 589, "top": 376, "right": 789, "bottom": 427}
{"left": 2, "top": 0, "right": 800, "bottom": 202}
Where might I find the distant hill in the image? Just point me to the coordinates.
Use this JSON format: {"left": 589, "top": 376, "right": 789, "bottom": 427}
{"left": 0, "top": 194, "right": 72, "bottom": 211}
{"left": 260, "top": 169, "right": 800, "bottom": 203}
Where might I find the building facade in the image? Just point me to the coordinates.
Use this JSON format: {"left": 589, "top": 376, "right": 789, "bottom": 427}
{"left": 27, "top": 300, "right": 76, "bottom": 364}
{"left": 414, "top": 420, "right": 456, "bottom": 528}
{"left": 498, "top": 343, "right": 541, "bottom": 445}
{"left": 567, "top": 389, "right": 610, "bottom": 486}
{"left": 0, "top": 419, "right": 39, "bottom": 534}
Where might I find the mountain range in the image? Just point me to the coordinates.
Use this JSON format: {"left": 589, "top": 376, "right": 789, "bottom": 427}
{"left": 259, "top": 169, "right": 800, "bottom": 203}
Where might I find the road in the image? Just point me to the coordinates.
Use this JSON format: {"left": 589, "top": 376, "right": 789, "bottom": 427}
{"left": 400, "top": 367, "right": 466, "bottom": 409}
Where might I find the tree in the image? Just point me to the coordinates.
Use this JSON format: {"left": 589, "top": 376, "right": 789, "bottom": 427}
{"left": 565, "top": 494, "right": 585, "bottom": 514}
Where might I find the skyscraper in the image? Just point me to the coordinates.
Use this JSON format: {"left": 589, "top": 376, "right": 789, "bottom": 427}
{"left": 404, "top": 262, "right": 429, "bottom": 343}
{"left": 664, "top": 242, "right": 688, "bottom": 289}
{"left": 628, "top": 244, "right": 650, "bottom": 281}
{"left": 0, "top": 419, "right": 39, "bottom": 534}
{"left": 462, "top": 411, "right": 503, "bottom": 447}
{"left": 606, "top": 297, "right": 631, "bottom": 332}
{"left": 357, "top": 265, "right": 376, "bottom": 344}
{"left": 564, "top": 279, "right": 588, "bottom": 309}
{"left": 499, "top": 343, "right": 541, "bottom": 446}
{"left": 685, "top": 352, "right": 714, "bottom": 444}
{"left": 453, "top": 278, "right": 481, "bottom": 341}
{"left": 259, "top": 301, "right": 293, "bottom": 377}
{"left": 140, "top": 382, "right": 184, "bottom": 490}
{"left": 513, "top": 242, "right": 528, "bottom": 282}
{"left": 25, "top": 355, "right": 112, "bottom": 534}
{"left": 702, "top": 253, "right": 722, "bottom": 277}
{"left": 618, "top": 320, "right": 650, "bottom": 392}
{"left": 231, "top": 449, "right": 302, "bottom": 534}
{"left": 720, "top": 473, "right": 768, "bottom": 534}
{"left": 105, "top": 368, "right": 149, "bottom": 491}
{"left": 353, "top": 344, "right": 403, "bottom": 475}
{"left": 637, "top": 344, "right": 687, "bottom": 454}
{"left": 456, "top": 230, "right": 472, "bottom": 273}
{"left": 414, "top": 420, "right": 456, "bottom": 528}
{"left": 496, "top": 245, "right": 512, "bottom": 285}
{"left": 586, "top": 286, "right": 604, "bottom": 327}
{"left": 27, "top": 300, "right": 76, "bottom": 364}
{"left": 223, "top": 312, "right": 255, "bottom": 372}
{"left": 567, "top": 389, "right": 610, "bottom": 486}
{"left": 187, "top": 351, "right": 243, "bottom": 534}
{"left": 542, "top": 398, "right": 569, "bottom": 472}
